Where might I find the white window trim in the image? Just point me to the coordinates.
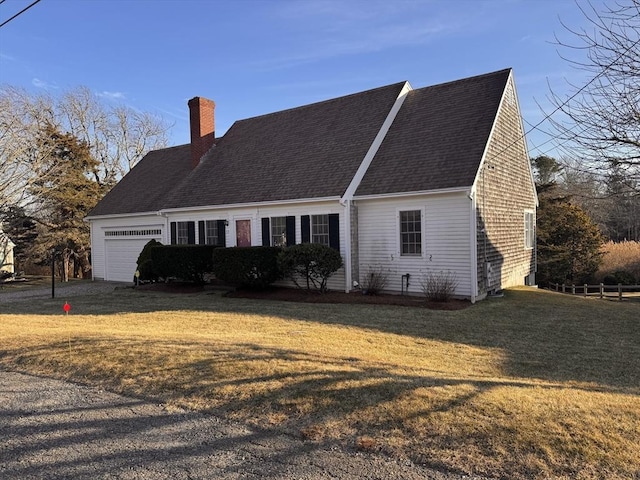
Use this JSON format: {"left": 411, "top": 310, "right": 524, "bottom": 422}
{"left": 177, "top": 221, "right": 190, "bottom": 245}
{"left": 311, "top": 214, "right": 330, "bottom": 246}
{"left": 270, "top": 216, "right": 287, "bottom": 247}
{"left": 397, "top": 207, "right": 425, "bottom": 257}
{"left": 524, "top": 210, "right": 535, "bottom": 250}
{"left": 204, "top": 220, "right": 219, "bottom": 246}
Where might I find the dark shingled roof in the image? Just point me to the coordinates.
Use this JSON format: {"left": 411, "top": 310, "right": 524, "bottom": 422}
{"left": 356, "top": 68, "right": 511, "bottom": 196}
{"left": 162, "top": 82, "right": 406, "bottom": 208}
{"left": 89, "top": 69, "right": 512, "bottom": 217}
{"left": 87, "top": 144, "right": 192, "bottom": 217}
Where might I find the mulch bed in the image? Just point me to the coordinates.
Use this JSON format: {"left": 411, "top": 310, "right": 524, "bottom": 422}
{"left": 137, "top": 282, "right": 470, "bottom": 310}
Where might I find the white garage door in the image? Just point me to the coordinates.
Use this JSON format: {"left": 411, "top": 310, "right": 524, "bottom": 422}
{"left": 105, "top": 238, "right": 160, "bottom": 282}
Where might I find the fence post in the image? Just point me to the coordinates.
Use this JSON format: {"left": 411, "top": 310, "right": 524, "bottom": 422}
{"left": 619, "top": 284, "right": 622, "bottom": 301}
{"left": 562, "top": 284, "right": 565, "bottom": 293}
{"left": 572, "top": 284, "right": 575, "bottom": 295}
{"left": 600, "top": 283, "right": 604, "bottom": 299}
{"left": 584, "top": 284, "right": 587, "bottom": 297}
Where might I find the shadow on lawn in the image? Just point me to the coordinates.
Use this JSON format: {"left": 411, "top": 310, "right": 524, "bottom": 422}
{"left": 3, "top": 287, "right": 640, "bottom": 393}
{"left": 2, "top": 332, "right": 638, "bottom": 479}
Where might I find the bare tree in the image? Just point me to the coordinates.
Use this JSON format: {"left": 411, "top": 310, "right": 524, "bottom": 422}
{"left": 547, "top": 0, "right": 640, "bottom": 189}
{"left": 0, "top": 85, "right": 170, "bottom": 209}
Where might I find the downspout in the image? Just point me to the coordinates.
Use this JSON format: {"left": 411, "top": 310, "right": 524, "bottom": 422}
{"left": 340, "top": 198, "right": 352, "bottom": 293}
{"left": 338, "top": 82, "right": 412, "bottom": 293}
{"left": 468, "top": 189, "right": 478, "bottom": 303}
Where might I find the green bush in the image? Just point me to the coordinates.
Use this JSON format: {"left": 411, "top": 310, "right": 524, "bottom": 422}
{"left": 151, "top": 245, "right": 215, "bottom": 284}
{"left": 603, "top": 270, "right": 637, "bottom": 285}
{"left": 278, "top": 243, "right": 343, "bottom": 293}
{"left": 212, "top": 246, "right": 282, "bottom": 289}
{"left": 135, "top": 239, "right": 163, "bottom": 283}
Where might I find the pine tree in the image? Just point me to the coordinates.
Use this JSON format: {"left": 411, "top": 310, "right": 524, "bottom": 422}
{"left": 532, "top": 156, "right": 605, "bottom": 286}
{"left": 30, "top": 125, "right": 103, "bottom": 281}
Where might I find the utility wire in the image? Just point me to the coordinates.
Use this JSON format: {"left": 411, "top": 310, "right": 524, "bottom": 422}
{"left": 0, "top": 0, "right": 42, "bottom": 29}
{"left": 486, "top": 33, "right": 640, "bottom": 164}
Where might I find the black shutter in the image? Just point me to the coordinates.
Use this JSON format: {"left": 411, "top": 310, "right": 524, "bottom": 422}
{"left": 328, "top": 213, "right": 340, "bottom": 250}
{"left": 216, "top": 220, "right": 226, "bottom": 247}
{"left": 187, "top": 221, "right": 196, "bottom": 244}
{"left": 170, "top": 222, "right": 177, "bottom": 245}
{"left": 286, "top": 216, "right": 295, "bottom": 246}
{"left": 301, "top": 215, "right": 310, "bottom": 243}
{"left": 261, "top": 217, "right": 271, "bottom": 246}
{"left": 198, "top": 221, "right": 206, "bottom": 245}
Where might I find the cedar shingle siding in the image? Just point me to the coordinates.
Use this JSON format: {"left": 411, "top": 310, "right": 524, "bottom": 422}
{"left": 475, "top": 78, "right": 536, "bottom": 295}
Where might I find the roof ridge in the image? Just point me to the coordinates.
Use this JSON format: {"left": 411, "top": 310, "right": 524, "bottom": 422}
{"left": 413, "top": 68, "right": 511, "bottom": 92}
{"left": 232, "top": 81, "right": 408, "bottom": 124}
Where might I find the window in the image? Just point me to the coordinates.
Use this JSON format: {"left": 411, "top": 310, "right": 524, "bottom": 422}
{"left": 271, "top": 217, "right": 287, "bottom": 246}
{"left": 400, "top": 210, "right": 422, "bottom": 255}
{"left": 524, "top": 211, "right": 535, "bottom": 249}
{"left": 177, "top": 221, "right": 189, "bottom": 245}
{"left": 205, "top": 220, "right": 218, "bottom": 245}
{"left": 311, "top": 214, "right": 329, "bottom": 245}
{"left": 104, "top": 229, "right": 161, "bottom": 237}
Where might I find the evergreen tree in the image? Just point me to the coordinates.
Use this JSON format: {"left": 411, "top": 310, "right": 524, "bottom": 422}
{"left": 29, "top": 125, "right": 103, "bottom": 281}
{"left": 537, "top": 198, "right": 604, "bottom": 285}
{"left": 532, "top": 156, "right": 605, "bottom": 286}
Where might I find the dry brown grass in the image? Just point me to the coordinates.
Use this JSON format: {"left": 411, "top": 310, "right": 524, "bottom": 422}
{"left": 596, "top": 240, "right": 640, "bottom": 282}
{"left": 1, "top": 286, "right": 639, "bottom": 479}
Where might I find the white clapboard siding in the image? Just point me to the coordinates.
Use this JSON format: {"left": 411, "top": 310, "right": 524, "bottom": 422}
{"left": 357, "top": 192, "right": 472, "bottom": 296}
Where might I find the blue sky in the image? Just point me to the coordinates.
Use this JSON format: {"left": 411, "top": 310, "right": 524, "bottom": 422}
{"left": 0, "top": 0, "right": 598, "bottom": 158}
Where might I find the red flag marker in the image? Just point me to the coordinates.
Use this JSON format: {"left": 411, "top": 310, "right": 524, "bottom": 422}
{"left": 63, "top": 302, "right": 71, "bottom": 314}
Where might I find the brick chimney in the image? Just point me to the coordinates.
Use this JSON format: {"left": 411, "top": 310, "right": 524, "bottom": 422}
{"left": 188, "top": 96, "right": 215, "bottom": 168}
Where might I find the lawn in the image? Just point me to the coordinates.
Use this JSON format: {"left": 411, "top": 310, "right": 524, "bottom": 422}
{"left": 1, "top": 286, "right": 639, "bottom": 479}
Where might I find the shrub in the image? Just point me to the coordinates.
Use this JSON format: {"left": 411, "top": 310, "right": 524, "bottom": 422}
{"left": 278, "top": 243, "right": 343, "bottom": 293}
{"left": 602, "top": 270, "right": 637, "bottom": 286}
{"left": 135, "top": 239, "right": 163, "bottom": 283}
{"left": 212, "top": 246, "right": 282, "bottom": 289}
{"left": 151, "top": 245, "right": 215, "bottom": 284}
{"left": 361, "top": 265, "right": 388, "bottom": 295}
{"left": 536, "top": 198, "right": 604, "bottom": 286}
{"left": 421, "top": 270, "right": 458, "bottom": 302}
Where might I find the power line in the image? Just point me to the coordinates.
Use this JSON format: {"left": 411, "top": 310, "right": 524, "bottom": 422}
{"left": 0, "top": 0, "right": 42, "bottom": 29}
{"left": 486, "top": 32, "right": 640, "bottom": 164}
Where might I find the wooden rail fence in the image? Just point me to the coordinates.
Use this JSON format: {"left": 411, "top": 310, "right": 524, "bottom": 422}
{"left": 549, "top": 282, "right": 640, "bottom": 301}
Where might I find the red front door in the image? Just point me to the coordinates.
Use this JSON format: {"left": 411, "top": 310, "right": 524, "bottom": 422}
{"left": 236, "top": 220, "right": 251, "bottom": 247}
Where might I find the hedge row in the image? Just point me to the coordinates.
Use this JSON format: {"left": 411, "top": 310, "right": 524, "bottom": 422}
{"left": 135, "top": 241, "right": 342, "bottom": 291}
{"left": 212, "top": 246, "right": 281, "bottom": 289}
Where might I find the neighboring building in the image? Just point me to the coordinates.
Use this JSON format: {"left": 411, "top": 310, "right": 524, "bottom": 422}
{"left": 0, "top": 226, "right": 16, "bottom": 274}
{"left": 86, "top": 68, "right": 537, "bottom": 301}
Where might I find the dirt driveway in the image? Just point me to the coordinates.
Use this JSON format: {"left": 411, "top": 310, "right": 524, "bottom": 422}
{"left": 0, "top": 371, "right": 491, "bottom": 480}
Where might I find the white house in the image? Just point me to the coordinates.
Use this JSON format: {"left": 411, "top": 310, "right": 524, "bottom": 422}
{"left": 86, "top": 68, "right": 537, "bottom": 301}
{"left": 0, "top": 226, "right": 16, "bottom": 274}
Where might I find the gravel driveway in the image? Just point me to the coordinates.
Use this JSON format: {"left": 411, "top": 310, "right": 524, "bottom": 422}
{"left": 0, "top": 371, "right": 492, "bottom": 480}
{"left": 0, "top": 280, "right": 125, "bottom": 303}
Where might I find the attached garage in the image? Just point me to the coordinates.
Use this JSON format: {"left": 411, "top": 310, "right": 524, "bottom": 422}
{"left": 97, "top": 227, "right": 163, "bottom": 282}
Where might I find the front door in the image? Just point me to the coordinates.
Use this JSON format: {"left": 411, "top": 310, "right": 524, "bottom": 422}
{"left": 236, "top": 220, "right": 251, "bottom": 247}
